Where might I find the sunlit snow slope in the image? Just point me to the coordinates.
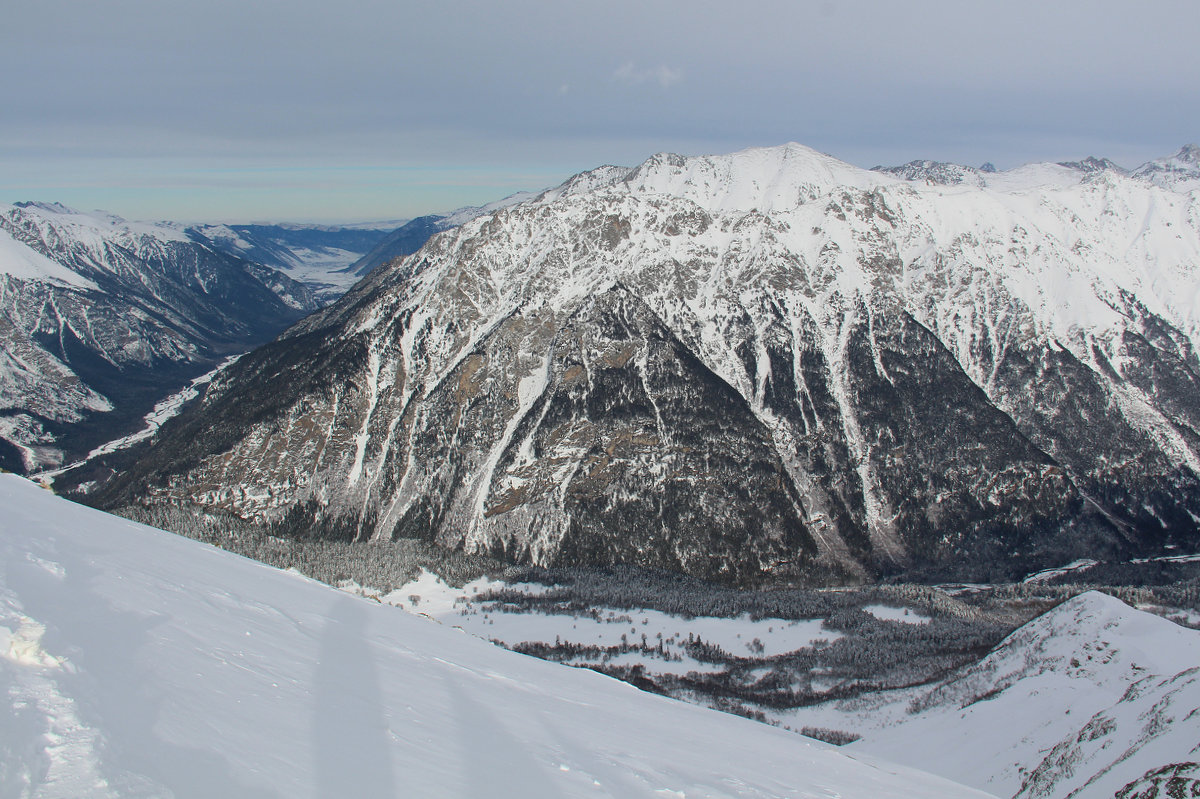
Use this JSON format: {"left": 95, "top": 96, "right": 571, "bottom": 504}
{"left": 785, "top": 591, "right": 1200, "bottom": 799}
{"left": 0, "top": 475, "right": 990, "bottom": 799}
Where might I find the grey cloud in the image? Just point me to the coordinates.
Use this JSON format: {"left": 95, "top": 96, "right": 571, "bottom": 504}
{"left": 613, "top": 62, "right": 685, "bottom": 89}
{"left": 1, "top": 0, "right": 1197, "bottom": 220}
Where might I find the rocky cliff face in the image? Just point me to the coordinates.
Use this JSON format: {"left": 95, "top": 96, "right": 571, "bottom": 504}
{"left": 0, "top": 202, "right": 319, "bottom": 472}
{"left": 92, "top": 143, "right": 1200, "bottom": 584}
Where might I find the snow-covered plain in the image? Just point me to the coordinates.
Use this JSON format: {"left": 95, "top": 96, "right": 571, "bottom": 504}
{"left": 355, "top": 569, "right": 839, "bottom": 665}
{"left": 0, "top": 475, "right": 989, "bottom": 799}
{"left": 861, "top": 604, "right": 930, "bottom": 624}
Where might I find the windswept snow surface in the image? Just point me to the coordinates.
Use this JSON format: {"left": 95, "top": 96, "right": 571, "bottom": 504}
{"left": 0, "top": 476, "right": 989, "bottom": 799}
{"left": 782, "top": 592, "right": 1200, "bottom": 799}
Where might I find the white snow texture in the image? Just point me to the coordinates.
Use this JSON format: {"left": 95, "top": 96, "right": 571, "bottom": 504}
{"left": 0, "top": 475, "right": 987, "bottom": 799}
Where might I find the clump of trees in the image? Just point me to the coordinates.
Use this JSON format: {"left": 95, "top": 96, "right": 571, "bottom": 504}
{"left": 480, "top": 564, "right": 984, "bottom": 623}
{"left": 800, "top": 727, "right": 861, "bottom": 746}
{"left": 116, "top": 503, "right": 501, "bottom": 591}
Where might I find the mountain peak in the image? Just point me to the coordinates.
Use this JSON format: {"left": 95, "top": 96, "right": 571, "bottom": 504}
{"left": 620, "top": 142, "right": 890, "bottom": 213}
{"left": 1175, "top": 142, "right": 1200, "bottom": 163}
{"left": 13, "top": 200, "right": 80, "bottom": 216}
{"left": 1058, "top": 156, "right": 1125, "bottom": 174}
{"left": 872, "top": 159, "right": 984, "bottom": 186}
{"left": 812, "top": 591, "right": 1200, "bottom": 799}
{"left": 1131, "top": 144, "right": 1200, "bottom": 190}
{"left": 88, "top": 139, "right": 1200, "bottom": 586}
{"left": 994, "top": 591, "right": 1200, "bottom": 678}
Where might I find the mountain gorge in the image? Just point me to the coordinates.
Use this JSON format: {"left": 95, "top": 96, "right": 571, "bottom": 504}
{"left": 0, "top": 202, "right": 321, "bottom": 473}
{"left": 186, "top": 220, "right": 397, "bottom": 303}
{"left": 90, "top": 143, "right": 1200, "bottom": 585}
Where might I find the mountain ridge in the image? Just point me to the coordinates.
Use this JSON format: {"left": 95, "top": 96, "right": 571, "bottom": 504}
{"left": 786, "top": 590, "right": 1200, "bottom": 798}
{"left": 87, "top": 141, "right": 1200, "bottom": 585}
{"left": 0, "top": 202, "right": 321, "bottom": 473}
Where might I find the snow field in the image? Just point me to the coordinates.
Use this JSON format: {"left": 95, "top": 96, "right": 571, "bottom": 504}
{"left": 861, "top": 604, "right": 931, "bottom": 624}
{"left": 778, "top": 591, "right": 1200, "bottom": 799}
{"left": 353, "top": 569, "right": 842, "bottom": 677}
{"left": 0, "top": 231, "right": 97, "bottom": 289}
{"left": 0, "top": 475, "right": 987, "bottom": 798}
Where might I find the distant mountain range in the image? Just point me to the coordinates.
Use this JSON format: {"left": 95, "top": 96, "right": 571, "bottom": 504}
{"left": 873, "top": 144, "right": 1200, "bottom": 191}
{"left": 0, "top": 202, "right": 322, "bottom": 473}
{"left": 186, "top": 221, "right": 399, "bottom": 303}
{"left": 85, "top": 141, "right": 1200, "bottom": 585}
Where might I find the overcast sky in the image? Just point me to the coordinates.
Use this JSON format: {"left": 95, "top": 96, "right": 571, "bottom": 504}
{"left": 2, "top": 0, "right": 1197, "bottom": 223}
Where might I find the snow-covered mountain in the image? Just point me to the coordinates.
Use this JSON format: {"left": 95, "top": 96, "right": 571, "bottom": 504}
{"left": 0, "top": 202, "right": 320, "bottom": 473}
{"left": 342, "top": 190, "right": 544, "bottom": 278}
{"left": 187, "top": 221, "right": 398, "bottom": 303}
{"left": 784, "top": 591, "right": 1200, "bottom": 799}
{"left": 1132, "top": 144, "right": 1200, "bottom": 192}
{"left": 872, "top": 159, "right": 991, "bottom": 186}
{"left": 92, "top": 142, "right": 1200, "bottom": 584}
{"left": 0, "top": 474, "right": 988, "bottom": 799}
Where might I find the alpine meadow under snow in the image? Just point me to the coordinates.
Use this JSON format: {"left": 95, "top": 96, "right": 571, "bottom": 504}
{"left": 0, "top": 475, "right": 988, "bottom": 798}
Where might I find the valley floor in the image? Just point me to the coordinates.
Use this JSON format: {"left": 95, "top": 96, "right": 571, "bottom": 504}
{"left": 337, "top": 557, "right": 1200, "bottom": 799}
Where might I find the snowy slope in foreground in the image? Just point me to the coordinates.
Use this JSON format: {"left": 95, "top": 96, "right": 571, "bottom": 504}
{"left": 0, "top": 476, "right": 989, "bottom": 799}
{"left": 785, "top": 592, "right": 1200, "bottom": 798}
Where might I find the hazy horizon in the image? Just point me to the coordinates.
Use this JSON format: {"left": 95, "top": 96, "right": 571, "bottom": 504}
{"left": 3, "top": 0, "right": 1197, "bottom": 224}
